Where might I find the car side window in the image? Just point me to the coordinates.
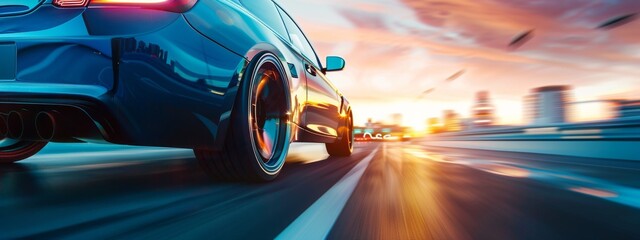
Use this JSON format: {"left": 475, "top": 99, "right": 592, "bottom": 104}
{"left": 239, "top": 0, "right": 288, "bottom": 39}
{"left": 276, "top": 6, "right": 321, "bottom": 68}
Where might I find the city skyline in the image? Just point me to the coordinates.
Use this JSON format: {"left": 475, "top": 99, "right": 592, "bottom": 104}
{"left": 277, "top": 0, "right": 640, "bottom": 130}
{"left": 358, "top": 84, "right": 629, "bottom": 132}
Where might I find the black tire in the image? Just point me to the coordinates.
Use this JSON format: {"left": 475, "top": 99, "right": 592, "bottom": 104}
{"left": 0, "top": 138, "right": 47, "bottom": 164}
{"left": 195, "top": 53, "right": 291, "bottom": 182}
{"left": 326, "top": 110, "right": 353, "bottom": 156}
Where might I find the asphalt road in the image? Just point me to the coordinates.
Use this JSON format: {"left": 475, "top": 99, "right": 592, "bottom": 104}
{"left": 1, "top": 141, "right": 640, "bottom": 239}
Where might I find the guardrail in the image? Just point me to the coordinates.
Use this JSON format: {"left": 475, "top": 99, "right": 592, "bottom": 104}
{"left": 422, "top": 117, "right": 640, "bottom": 161}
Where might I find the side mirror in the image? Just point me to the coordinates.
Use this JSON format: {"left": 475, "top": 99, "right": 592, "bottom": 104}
{"left": 324, "top": 56, "right": 345, "bottom": 72}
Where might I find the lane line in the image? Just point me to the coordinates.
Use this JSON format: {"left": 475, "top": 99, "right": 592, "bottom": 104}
{"left": 276, "top": 145, "right": 380, "bottom": 240}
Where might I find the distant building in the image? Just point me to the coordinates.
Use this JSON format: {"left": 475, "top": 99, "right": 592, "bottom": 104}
{"left": 616, "top": 100, "right": 640, "bottom": 118}
{"left": 523, "top": 94, "right": 536, "bottom": 124}
{"left": 461, "top": 118, "right": 475, "bottom": 131}
{"left": 428, "top": 118, "right": 444, "bottom": 134}
{"left": 365, "top": 118, "right": 374, "bottom": 128}
{"left": 524, "top": 85, "right": 571, "bottom": 125}
{"left": 471, "top": 91, "right": 495, "bottom": 127}
{"left": 443, "top": 110, "right": 462, "bottom": 132}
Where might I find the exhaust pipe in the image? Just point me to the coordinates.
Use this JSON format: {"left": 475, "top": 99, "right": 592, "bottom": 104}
{"left": 3, "top": 110, "right": 72, "bottom": 141}
{"left": 7, "top": 110, "right": 43, "bottom": 140}
{"left": 36, "top": 111, "right": 57, "bottom": 141}
{"left": 6, "top": 111, "right": 25, "bottom": 139}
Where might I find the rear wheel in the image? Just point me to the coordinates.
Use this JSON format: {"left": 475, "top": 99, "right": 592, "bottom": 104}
{"left": 326, "top": 111, "right": 353, "bottom": 156}
{"left": 195, "top": 53, "right": 291, "bottom": 182}
{"left": 0, "top": 138, "right": 47, "bottom": 164}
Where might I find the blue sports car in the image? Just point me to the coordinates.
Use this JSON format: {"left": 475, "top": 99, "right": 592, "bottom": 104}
{"left": 0, "top": 0, "right": 353, "bottom": 181}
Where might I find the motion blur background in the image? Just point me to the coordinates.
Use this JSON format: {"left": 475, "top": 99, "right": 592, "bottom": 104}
{"left": 2, "top": 1, "right": 640, "bottom": 239}
{"left": 279, "top": 0, "right": 640, "bottom": 132}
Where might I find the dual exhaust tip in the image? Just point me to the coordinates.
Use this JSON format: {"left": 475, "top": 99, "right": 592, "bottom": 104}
{"left": 0, "top": 111, "right": 57, "bottom": 141}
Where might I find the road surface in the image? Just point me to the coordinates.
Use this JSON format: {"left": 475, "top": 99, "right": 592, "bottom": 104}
{"left": 1, "top": 141, "right": 639, "bottom": 239}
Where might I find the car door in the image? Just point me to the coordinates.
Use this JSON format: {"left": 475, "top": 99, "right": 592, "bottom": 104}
{"left": 277, "top": 6, "right": 342, "bottom": 137}
{"left": 301, "top": 62, "right": 342, "bottom": 137}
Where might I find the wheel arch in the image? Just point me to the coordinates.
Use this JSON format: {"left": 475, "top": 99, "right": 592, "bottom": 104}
{"left": 214, "top": 45, "right": 297, "bottom": 147}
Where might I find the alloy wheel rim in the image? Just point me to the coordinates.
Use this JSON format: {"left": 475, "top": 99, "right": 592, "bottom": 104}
{"left": 249, "top": 60, "right": 288, "bottom": 172}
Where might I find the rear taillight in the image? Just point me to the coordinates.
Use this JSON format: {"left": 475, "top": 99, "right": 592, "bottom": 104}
{"left": 90, "top": 0, "right": 170, "bottom": 4}
{"left": 90, "top": 0, "right": 197, "bottom": 12}
{"left": 53, "top": 0, "right": 90, "bottom": 7}
{"left": 53, "top": 0, "right": 197, "bottom": 12}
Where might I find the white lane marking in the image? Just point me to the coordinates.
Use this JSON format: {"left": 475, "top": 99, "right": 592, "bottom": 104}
{"left": 276, "top": 146, "right": 380, "bottom": 240}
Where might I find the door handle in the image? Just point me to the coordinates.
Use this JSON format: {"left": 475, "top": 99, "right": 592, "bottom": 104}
{"left": 305, "top": 63, "right": 316, "bottom": 76}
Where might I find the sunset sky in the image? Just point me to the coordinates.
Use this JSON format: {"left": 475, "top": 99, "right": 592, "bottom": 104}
{"left": 278, "top": 0, "right": 640, "bottom": 130}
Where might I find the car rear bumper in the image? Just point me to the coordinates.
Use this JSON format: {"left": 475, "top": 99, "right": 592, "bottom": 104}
{"left": 0, "top": 87, "right": 124, "bottom": 143}
{"left": 0, "top": 81, "right": 229, "bottom": 149}
{"left": 0, "top": 4, "right": 248, "bottom": 149}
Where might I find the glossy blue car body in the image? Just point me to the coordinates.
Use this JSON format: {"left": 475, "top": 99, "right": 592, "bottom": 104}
{"left": 0, "top": 0, "right": 350, "bottom": 150}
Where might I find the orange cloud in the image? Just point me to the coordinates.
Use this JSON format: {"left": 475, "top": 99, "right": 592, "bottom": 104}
{"left": 277, "top": 0, "right": 640, "bottom": 125}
